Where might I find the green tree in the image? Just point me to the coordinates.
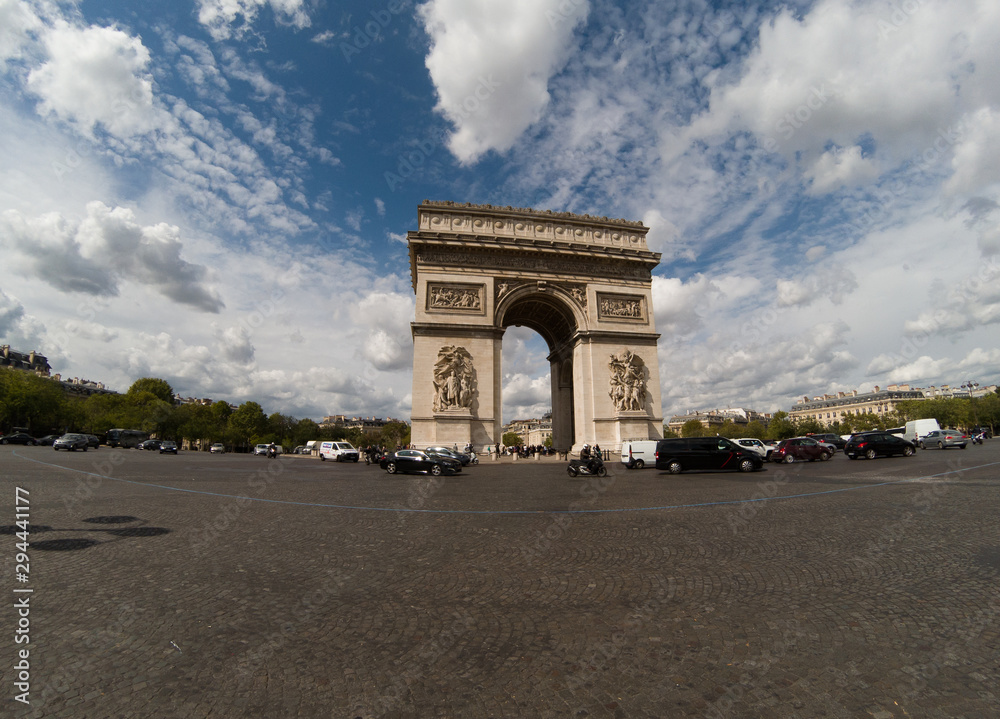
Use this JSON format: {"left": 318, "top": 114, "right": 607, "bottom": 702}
{"left": 502, "top": 431, "right": 523, "bottom": 447}
{"left": 127, "top": 377, "right": 174, "bottom": 404}
{"left": 796, "top": 417, "right": 824, "bottom": 435}
{"left": 0, "top": 370, "right": 67, "bottom": 432}
{"left": 743, "top": 420, "right": 768, "bottom": 439}
{"left": 766, "top": 411, "right": 796, "bottom": 441}
{"left": 228, "top": 401, "right": 268, "bottom": 448}
{"left": 681, "top": 420, "right": 707, "bottom": 438}
{"left": 379, "top": 421, "right": 409, "bottom": 449}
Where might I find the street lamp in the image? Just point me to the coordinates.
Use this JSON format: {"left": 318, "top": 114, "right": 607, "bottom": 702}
{"left": 961, "top": 380, "right": 980, "bottom": 430}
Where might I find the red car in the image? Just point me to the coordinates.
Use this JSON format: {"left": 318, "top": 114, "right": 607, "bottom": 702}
{"left": 770, "top": 437, "right": 833, "bottom": 463}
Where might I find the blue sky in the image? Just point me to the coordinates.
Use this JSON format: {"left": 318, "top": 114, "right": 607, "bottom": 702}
{"left": 1, "top": 0, "right": 998, "bottom": 425}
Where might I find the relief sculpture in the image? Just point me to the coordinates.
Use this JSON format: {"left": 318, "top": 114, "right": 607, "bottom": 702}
{"left": 433, "top": 345, "right": 476, "bottom": 412}
{"left": 599, "top": 296, "right": 643, "bottom": 319}
{"left": 428, "top": 284, "right": 482, "bottom": 311}
{"left": 608, "top": 349, "right": 648, "bottom": 412}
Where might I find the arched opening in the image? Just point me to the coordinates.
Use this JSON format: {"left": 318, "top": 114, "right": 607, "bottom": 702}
{"left": 496, "top": 291, "right": 581, "bottom": 452}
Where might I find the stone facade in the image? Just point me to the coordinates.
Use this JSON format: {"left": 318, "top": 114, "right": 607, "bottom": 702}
{"left": 409, "top": 201, "right": 663, "bottom": 453}
{"left": 789, "top": 384, "right": 925, "bottom": 425}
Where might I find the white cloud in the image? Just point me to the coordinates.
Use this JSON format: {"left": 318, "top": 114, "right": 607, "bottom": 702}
{"left": 0, "top": 0, "right": 42, "bottom": 71}
{"left": 27, "top": 23, "right": 159, "bottom": 139}
{"left": 1, "top": 202, "right": 223, "bottom": 312}
{"left": 805, "top": 145, "right": 879, "bottom": 195}
{"left": 197, "top": 0, "right": 312, "bottom": 41}
{"left": 419, "top": 0, "right": 590, "bottom": 163}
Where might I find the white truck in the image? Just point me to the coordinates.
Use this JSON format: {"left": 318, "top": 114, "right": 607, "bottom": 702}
{"left": 904, "top": 418, "right": 940, "bottom": 447}
{"left": 319, "top": 441, "right": 360, "bottom": 462}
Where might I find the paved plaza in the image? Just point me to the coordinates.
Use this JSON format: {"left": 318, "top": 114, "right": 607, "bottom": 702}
{"left": 2, "top": 443, "right": 999, "bottom": 718}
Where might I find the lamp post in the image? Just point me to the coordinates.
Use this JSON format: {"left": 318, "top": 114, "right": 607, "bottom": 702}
{"left": 961, "top": 380, "right": 980, "bottom": 430}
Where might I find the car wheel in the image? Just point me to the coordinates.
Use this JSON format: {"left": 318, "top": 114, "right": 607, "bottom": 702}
{"left": 634, "top": 459, "right": 644, "bottom": 470}
{"left": 784, "top": 454, "right": 795, "bottom": 464}
{"left": 353, "top": 457, "right": 359, "bottom": 462}
{"left": 903, "top": 446, "right": 914, "bottom": 456}
{"left": 919, "top": 442, "right": 926, "bottom": 449}
{"left": 739, "top": 458, "right": 755, "bottom": 473}
{"left": 29, "top": 440, "right": 36, "bottom": 446}
{"left": 865, "top": 448, "right": 877, "bottom": 460}
{"left": 320, "top": 455, "right": 326, "bottom": 461}
{"left": 820, "top": 452, "right": 831, "bottom": 461}
{"left": 667, "top": 460, "right": 682, "bottom": 474}
{"left": 431, "top": 464, "right": 443, "bottom": 476}
{"left": 1, "top": 439, "right": 7, "bottom": 444}
{"left": 386, "top": 462, "right": 397, "bottom": 474}
{"left": 938, "top": 441, "right": 945, "bottom": 450}
{"left": 960, "top": 444, "right": 967, "bottom": 449}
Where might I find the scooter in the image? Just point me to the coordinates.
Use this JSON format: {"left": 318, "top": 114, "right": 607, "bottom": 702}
{"left": 972, "top": 432, "right": 985, "bottom": 445}
{"left": 467, "top": 450, "right": 479, "bottom": 465}
{"left": 567, "top": 456, "right": 607, "bottom": 477}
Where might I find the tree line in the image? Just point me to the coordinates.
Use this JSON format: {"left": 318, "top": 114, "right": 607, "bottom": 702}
{"left": 666, "top": 390, "right": 1000, "bottom": 440}
{"left": 0, "top": 371, "right": 410, "bottom": 451}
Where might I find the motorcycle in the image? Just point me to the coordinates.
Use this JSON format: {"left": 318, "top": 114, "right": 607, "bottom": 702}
{"left": 567, "top": 455, "right": 607, "bottom": 477}
{"left": 972, "top": 432, "right": 986, "bottom": 445}
{"left": 266, "top": 446, "right": 278, "bottom": 459}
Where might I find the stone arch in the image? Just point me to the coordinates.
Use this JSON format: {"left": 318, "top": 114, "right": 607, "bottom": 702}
{"left": 408, "top": 201, "right": 664, "bottom": 453}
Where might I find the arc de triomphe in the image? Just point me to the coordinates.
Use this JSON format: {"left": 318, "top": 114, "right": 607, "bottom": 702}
{"left": 409, "top": 200, "right": 663, "bottom": 453}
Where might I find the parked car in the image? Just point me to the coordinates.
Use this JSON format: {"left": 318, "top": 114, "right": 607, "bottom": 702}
{"left": 319, "top": 441, "right": 359, "bottom": 462}
{"left": 0, "top": 432, "right": 38, "bottom": 445}
{"left": 36, "top": 434, "right": 60, "bottom": 446}
{"left": 292, "top": 445, "right": 309, "bottom": 454}
{"left": 655, "top": 437, "right": 764, "bottom": 474}
{"left": 734, "top": 438, "right": 774, "bottom": 460}
{"left": 380, "top": 449, "right": 462, "bottom": 476}
{"left": 770, "top": 437, "right": 833, "bottom": 463}
{"left": 84, "top": 434, "right": 100, "bottom": 448}
{"left": 918, "top": 429, "right": 968, "bottom": 450}
{"left": 209, "top": 443, "right": 226, "bottom": 454}
{"left": 807, "top": 433, "right": 847, "bottom": 450}
{"left": 844, "top": 432, "right": 915, "bottom": 459}
{"left": 53, "top": 433, "right": 90, "bottom": 451}
{"left": 138, "top": 439, "right": 161, "bottom": 451}
{"left": 425, "top": 445, "right": 471, "bottom": 466}
{"left": 158, "top": 440, "right": 178, "bottom": 454}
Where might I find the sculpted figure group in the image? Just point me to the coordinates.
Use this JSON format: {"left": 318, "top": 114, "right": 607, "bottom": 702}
{"left": 608, "top": 349, "right": 647, "bottom": 412}
{"left": 433, "top": 345, "right": 476, "bottom": 412}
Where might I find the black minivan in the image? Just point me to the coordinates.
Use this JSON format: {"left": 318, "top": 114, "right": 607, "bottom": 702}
{"left": 655, "top": 437, "right": 765, "bottom": 474}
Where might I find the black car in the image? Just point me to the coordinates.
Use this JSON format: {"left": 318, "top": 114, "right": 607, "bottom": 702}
{"left": 138, "top": 439, "right": 161, "bottom": 451}
{"left": 84, "top": 434, "right": 100, "bottom": 449}
{"left": 36, "top": 434, "right": 60, "bottom": 446}
{"left": 380, "top": 449, "right": 462, "bottom": 476}
{"left": 808, "top": 433, "right": 847, "bottom": 450}
{"left": 424, "top": 446, "right": 471, "bottom": 465}
{"left": 844, "top": 432, "right": 915, "bottom": 460}
{"left": 0, "top": 432, "right": 38, "bottom": 445}
{"left": 158, "top": 441, "right": 178, "bottom": 454}
{"left": 655, "top": 437, "right": 764, "bottom": 474}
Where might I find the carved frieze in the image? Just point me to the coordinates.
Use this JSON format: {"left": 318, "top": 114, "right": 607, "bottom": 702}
{"left": 417, "top": 250, "right": 651, "bottom": 281}
{"left": 417, "top": 201, "right": 650, "bottom": 251}
{"left": 596, "top": 292, "right": 647, "bottom": 322}
{"left": 426, "top": 283, "right": 485, "bottom": 314}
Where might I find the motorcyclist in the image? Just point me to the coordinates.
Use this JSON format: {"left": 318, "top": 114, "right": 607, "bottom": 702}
{"left": 580, "top": 443, "right": 598, "bottom": 474}
{"left": 267, "top": 442, "right": 277, "bottom": 458}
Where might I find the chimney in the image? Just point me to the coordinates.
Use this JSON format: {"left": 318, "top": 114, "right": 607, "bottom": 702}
{"left": 874, "top": 385, "right": 880, "bottom": 392}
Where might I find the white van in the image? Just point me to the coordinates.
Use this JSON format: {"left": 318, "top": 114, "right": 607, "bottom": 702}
{"left": 319, "top": 441, "right": 359, "bottom": 462}
{"left": 904, "top": 418, "right": 940, "bottom": 445}
{"left": 621, "top": 440, "right": 659, "bottom": 469}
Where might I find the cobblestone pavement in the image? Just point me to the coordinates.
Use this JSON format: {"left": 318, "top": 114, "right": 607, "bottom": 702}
{"left": 2, "top": 443, "right": 999, "bottom": 718}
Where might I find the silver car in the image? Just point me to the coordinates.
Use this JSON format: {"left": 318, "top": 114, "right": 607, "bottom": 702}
{"left": 53, "top": 433, "right": 90, "bottom": 451}
{"left": 919, "top": 429, "right": 968, "bottom": 449}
